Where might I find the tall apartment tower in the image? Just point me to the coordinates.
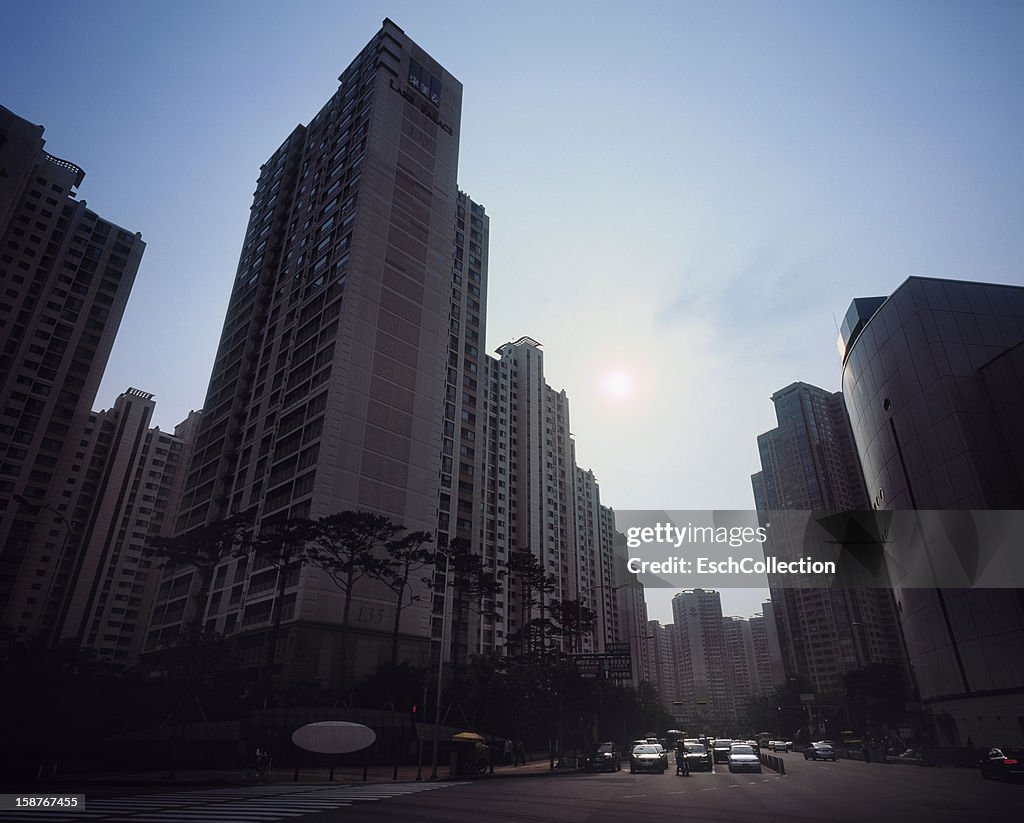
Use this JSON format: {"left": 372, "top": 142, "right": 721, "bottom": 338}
{"left": 671, "top": 588, "right": 733, "bottom": 729}
{"left": 574, "top": 469, "right": 628, "bottom": 653}
{"left": 0, "top": 105, "right": 144, "bottom": 635}
{"left": 475, "top": 337, "right": 577, "bottom": 657}
{"left": 648, "top": 619, "right": 681, "bottom": 718}
{"left": 751, "top": 382, "right": 905, "bottom": 694}
{"left": 56, "top": 390, "right": 197, "bottom": 665}
{"left": 616, "top": 553, "right": 651, "bottom": 686}
{"left": 433, "top": 191, "right": 490, "bottom": 668}
{"left": 443, "top": 334, "right": 648, "bottom": 674}
{"left": 722, "top": 615, "right": 761, "bottom": 716}
{"left": 154, "top": 20, "right": 465, "bottom": 683}
{"left": 751, "top": 602, "right": 785, "bottom": 692}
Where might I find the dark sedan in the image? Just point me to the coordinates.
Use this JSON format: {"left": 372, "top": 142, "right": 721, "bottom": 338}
{"left": 980, "top": 748, "right": 1024, "bottom": 782}
{"left": 679, "top": 742, "right": 712, "bottom": 771}
{"left": 630, "top": 744, "right": 668, "bottom": 774}
{"left": 584, "top": 742, "right": 621, "bottom": 772}
{"left": 804, "top": 741, "right": 837, "bottom": 761}
{"left": 712, "top": 739, "right": 735, "bottom": 763}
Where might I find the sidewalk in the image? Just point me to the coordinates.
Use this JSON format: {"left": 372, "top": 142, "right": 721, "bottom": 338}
{"left": 56, "top": 759, "right": 571, "bottom": 788}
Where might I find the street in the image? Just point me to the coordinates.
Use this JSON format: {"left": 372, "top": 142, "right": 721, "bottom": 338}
{"left": 5, "top": 753, "right": 1021, "bottom": 823}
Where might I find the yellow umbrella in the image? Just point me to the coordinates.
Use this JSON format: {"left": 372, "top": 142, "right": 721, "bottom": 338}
{"left": 451, "top": 732, "right": 486, "bottom": 743}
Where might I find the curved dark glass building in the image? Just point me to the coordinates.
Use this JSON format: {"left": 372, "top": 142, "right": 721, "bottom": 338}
{"left": 839, "top": 276, "right": 1024, "bottom": 746}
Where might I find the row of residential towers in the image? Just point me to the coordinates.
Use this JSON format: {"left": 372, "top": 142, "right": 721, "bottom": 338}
{"left": 5, "top": 19, "right": 1023, "bottom": 749}
{"left": 0, "top": 21, "right": 649, "bottom": 684}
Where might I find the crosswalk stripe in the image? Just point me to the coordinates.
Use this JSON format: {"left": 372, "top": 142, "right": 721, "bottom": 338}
{"left": 22, "top": 781, "right": 466, "bottom": 822}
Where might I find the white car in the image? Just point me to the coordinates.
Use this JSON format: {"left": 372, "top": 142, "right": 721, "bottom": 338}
{"left": 768, "top": 740, "right": 791, "bottom": 752}
{"left": 728, "top": 743, "right": 762, "bottom": 773}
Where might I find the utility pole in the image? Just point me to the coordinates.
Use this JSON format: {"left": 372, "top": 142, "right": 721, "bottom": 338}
{"left": 429, "top": 547, "right": 451, "bottom": 780}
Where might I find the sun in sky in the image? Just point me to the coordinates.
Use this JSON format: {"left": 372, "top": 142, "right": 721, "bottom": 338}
{"left": 600, "top": 370, "right": 635, "bottom": 399}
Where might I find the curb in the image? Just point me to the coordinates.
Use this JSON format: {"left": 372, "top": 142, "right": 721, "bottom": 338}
{"left": 11, "top": 764, "right": 579, "bottom": 790}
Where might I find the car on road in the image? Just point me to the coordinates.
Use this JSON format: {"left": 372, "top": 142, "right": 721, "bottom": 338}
{"left": 679, "top": 742, "right": 712, "bottom": 772}
{"left": 712, "top": 738, "right": 735, "bottom": 763}
{"left": 804, "top": 741, "right": 837, "bottom": 761}
{"left": 630, "top": 744, "right": 668, "bottom": 774}
{"left": 768, "top": 740, "right": 791, "bottom": 752}
{"left": 728, "top": 743, "right": 763, "bottom": 773}
{"left": 584, "top": 742, "right": 622, "bottom": 772}
{"left": 979, "top": 748, "right": 1024, "bottom": 782}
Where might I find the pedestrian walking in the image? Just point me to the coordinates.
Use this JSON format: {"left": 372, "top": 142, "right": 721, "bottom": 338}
{"left": 514, "top": 738, "right": 525, "bottom": 766}
{"left": 504, "top": 738, "right": 513, "bottom": 765}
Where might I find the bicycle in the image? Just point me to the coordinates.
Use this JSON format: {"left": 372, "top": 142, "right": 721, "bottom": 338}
{"left": 462, "top": 757, "right": 489, "bottom": 775}
{"left": 242, "top": 755, "right": 273, "bottom": 784}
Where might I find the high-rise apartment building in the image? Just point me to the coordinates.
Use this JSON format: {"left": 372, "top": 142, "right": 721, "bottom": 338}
{"left": 615, "top": 542, "right": 651, "bottom": 687}
{"left": 752, "top": 382, "right": 905, "bottom": 695}
{"left": 143, "top": 20, "right": 647, "bottom": 689}
{"left": 722, "top": 615, "right": 760, "bottom": 717}
{"left": 55, "top": 389, "right": 197, "bottom": 665}
{"left": 434, "top": 190, "right": 490, "bottom": 666}
{"left": 651, "top": 604, "right": 780, "bottom": 727}
{"left": 751, "top": 601, "right": 785, "bottom": 692}
{"left": 469, "top": 337, "right": 645, "bottom": 661}
{"left": 839, "top": 275, "right": 1024, "bottom": 746}
{"left": 567, "top": 467, "right": 646, "bottom": 665}
{"left": 648, "top": 619, "right": 681, "bottom": 718}
{"left": 149, "top": 20, "right": 465, "bottom": 683}
{"left": 671, "top": 588, "right": 732, "bottom": 728}
{"left": 0, "top": 105, "right": 144, "bottom": 636}
{"left": 142, "top": 20, "right": 647, "bottom": 687}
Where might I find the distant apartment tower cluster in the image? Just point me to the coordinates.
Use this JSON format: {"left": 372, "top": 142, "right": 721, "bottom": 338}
{"left": 647, "top": 590, "right": 782, "bottom": 730}
{"left": 0, "top": 105, "right": 147, "bottom": 640}
{"left": 751, "top": 382, "right": 906, "bottom": 695}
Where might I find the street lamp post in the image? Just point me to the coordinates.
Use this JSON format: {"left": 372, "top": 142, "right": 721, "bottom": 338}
{"left": 429, "top": 546, "right": 452, "bottom": 780}
{"left": 13, "top": 494, "right": 75, "bottom": 647}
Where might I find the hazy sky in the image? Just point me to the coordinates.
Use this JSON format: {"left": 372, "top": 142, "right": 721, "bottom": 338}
{"left": 4, "top": 1, "right": 1023, "bottom": 623}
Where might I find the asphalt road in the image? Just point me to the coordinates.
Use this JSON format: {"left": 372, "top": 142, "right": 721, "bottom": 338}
{"left": 6, "top": 753, "right": 1021, "bottom": 823}
{"left": 294, "top": 751, "right": 1022, "bottom": 823}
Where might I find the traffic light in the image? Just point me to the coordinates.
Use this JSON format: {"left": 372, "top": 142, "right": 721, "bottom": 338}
{"left": 410, "top": 704, "right": 418, "bottom": 724}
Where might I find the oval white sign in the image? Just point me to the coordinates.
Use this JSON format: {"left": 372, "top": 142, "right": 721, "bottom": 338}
{"left": 291, "top": 721, "right": 377, "bottom": 754}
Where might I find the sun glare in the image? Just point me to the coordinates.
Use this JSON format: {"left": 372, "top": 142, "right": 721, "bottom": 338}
{"left": 601, "top": 371, "right": 634, "bottom": 398}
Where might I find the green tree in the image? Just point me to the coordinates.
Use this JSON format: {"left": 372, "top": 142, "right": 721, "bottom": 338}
{"left": 378, "top": 529, "right": 435, "bottom": 668}
{"left": 305, "top": 511, "right": 400, "bottom": 686}
{"left": 547, "top": 598, "right": 597, "bottom": 653}
{"left": 249, "top": 516, "right": 317, "bottom": 707}
{"left": 444, "top": 538, "right": 500, "bottom": 670}
{"left": 146, "top": 513, "right": 250, "bottom": 634}
{"left": 506, "top": 550, "right": 559, "bottom": 658}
